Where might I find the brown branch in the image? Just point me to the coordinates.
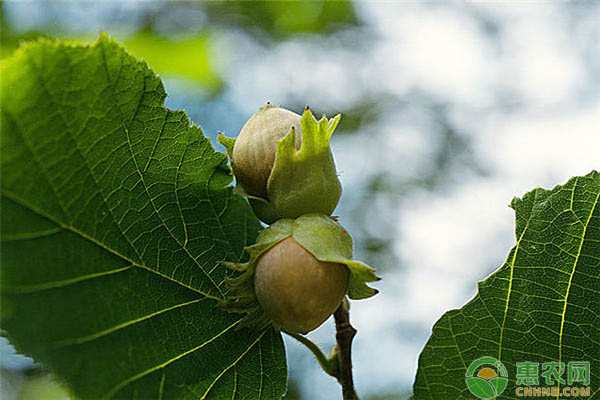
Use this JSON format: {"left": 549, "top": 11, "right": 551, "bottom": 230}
{"left": 333, "top": 298, "right": 359, "bottom": 400}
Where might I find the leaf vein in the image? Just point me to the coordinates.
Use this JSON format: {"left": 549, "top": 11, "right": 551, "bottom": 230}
{"left": 4, "top": 265, "right": 132, "bottom": 294}
{"left": 52, "top": 297, "right": 207, "bottom": 348}
{"left": 105, "top": 318, "right": 242, "bottom": 399}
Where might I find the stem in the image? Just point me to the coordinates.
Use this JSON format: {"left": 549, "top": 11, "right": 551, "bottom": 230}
{"left": 334, "top": 298, "right": 359, "bottom": 400}
{"left": 285, "top": 332, "right": 338, "bottom": 378}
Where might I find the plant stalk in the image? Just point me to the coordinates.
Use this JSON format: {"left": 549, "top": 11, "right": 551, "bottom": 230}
{"left": 333, "top": 298, "right": 359, "bottom": 400}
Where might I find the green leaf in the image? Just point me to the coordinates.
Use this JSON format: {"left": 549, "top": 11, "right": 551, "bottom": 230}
{"left": 1, "top": 34, "right": 287, "bottom": 399}
{"left": 202, "top": 0, "right": 358, "bottom": 39}
{"left": 412, "top": 171, "right": 600, "bottom": 399}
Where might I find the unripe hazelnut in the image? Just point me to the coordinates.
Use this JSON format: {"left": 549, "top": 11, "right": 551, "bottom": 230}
{"left": 232, "top": 103, "right": 302, "bottom": 199}
{"left": 254, "top": 237, "right": 349, "bottom": 334}
{"left": 219, "top": 103, "right": 342, "bottom": 224}
{"left": 220, "top": 214, "right": 379, "bottom": 333}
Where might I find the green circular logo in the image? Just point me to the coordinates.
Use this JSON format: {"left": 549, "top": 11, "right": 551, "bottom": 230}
{"left": 465, "top": 356, "right": 508, "bottom": 399}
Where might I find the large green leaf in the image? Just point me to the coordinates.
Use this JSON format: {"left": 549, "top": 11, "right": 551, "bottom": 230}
{"left": 413, "top": 171, "right": 600, "bottom": 399}
{"left": 0, "top": 34, "right": 287, "bottom": 399}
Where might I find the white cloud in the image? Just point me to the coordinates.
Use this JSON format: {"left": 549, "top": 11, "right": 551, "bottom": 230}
{"left": 367, "top": 3, "right": 496, "bottom": 105}
{"left": 478, "top": 104, "right": 600, "bottom": 187}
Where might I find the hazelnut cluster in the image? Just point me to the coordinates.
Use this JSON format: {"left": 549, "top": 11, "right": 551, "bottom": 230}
{"left": 219, "top": 103, "right": 379, "bottom": 334}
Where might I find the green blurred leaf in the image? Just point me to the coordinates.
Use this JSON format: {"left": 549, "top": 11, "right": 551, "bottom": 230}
{"left": 203, "top": 0, "right": 358, "bottom": 39}
{"left": 124, "top": 30, "right": 222, "bottom": 93}
{"left": 413, "top": 171, "right": 600, "bottom": 398}
{"left": 1, "top": 31, "right": 222, "bottom": 91}
{"left": 1, "top": 34, "right": 286, "bottom": 399}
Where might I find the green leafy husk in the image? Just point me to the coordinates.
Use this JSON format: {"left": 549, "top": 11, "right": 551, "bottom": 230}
{"left": 220, "top": 214, "right": 380, "bottom": 330}
{"left": 218, "top": 107, "right": 342, "bottom": 224}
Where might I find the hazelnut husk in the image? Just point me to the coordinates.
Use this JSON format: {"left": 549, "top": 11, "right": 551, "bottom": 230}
{"left": 219, "top": 104, "right": 342, "bottom": 224}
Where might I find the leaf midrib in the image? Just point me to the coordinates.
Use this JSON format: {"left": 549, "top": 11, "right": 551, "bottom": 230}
{"left": 557, "top": 185, "right": 600, "bottom": 365}
{"left": 497, "top": 214, "right": 532, "bottom": 362}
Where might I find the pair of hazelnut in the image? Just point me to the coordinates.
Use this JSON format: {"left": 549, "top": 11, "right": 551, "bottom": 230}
{"left": 219, "top": 104, "right": 378, "bottom": 334}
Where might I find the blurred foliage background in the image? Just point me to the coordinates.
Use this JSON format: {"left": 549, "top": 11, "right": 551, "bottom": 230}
{"left": 1, "top": 1, "right": 598, "bottom": 399}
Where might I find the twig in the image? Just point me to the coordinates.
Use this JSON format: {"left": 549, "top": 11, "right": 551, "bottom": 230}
{"left": 333, "top": 298, "right": 359, "bottom": 400}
